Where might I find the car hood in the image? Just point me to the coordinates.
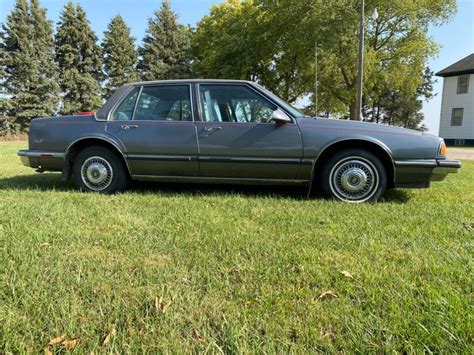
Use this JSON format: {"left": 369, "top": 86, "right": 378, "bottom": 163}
{"left": 298, "top": 117, "right": 438, "bottom": 139}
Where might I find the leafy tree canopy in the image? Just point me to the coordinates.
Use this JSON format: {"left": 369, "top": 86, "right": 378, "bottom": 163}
{"left": 193, "top": 0, "right": 456, "bottom": 129}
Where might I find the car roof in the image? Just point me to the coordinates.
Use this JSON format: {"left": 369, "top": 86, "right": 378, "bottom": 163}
{"left": 128, "top": 79, "right": 255, "bottom": 86}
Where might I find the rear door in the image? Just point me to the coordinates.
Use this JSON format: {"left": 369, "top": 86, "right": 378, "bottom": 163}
{"left": 106, "top": 84, "right": 199, "bottom": 177}
{"left": 195, "top": 84, "right": 303, "bottom": 180}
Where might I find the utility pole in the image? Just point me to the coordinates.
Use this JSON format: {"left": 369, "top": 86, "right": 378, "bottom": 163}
{"left": 355, "top": 0, "right": 365, "bottom": 121}
{"left": 314, "top": 42, "right": 318, "bottom": 117}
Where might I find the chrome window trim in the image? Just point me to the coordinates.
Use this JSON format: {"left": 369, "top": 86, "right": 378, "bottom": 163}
{"left": 131, "top": 86, "right": 143, "bottom": 121}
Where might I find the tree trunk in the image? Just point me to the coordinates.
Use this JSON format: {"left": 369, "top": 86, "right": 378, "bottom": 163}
{"left": 349, "top": 101, "right": 359, "bottom": 120}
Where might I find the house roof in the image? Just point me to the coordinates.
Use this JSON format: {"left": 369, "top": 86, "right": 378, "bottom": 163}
{"left": 436, "top": 53, "right": 474, "bottom": 77}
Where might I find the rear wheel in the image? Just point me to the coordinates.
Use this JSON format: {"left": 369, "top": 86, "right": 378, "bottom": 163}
{"left": 319, "top": 149, "right": 386, "bottom": 203}
{"left": 73, "top": 146, "right": 128, "bottom": 193}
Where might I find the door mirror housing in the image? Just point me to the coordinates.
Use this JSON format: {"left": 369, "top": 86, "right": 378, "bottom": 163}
{"left": 272, "top": 110, "right": 292, "bottom": 124}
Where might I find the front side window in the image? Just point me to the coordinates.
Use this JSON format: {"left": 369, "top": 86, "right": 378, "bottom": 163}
{"left": 134, "top": 85, "right": 192, "bottom": 121}
{"left": 457, "top": 75, "right": 469, "bottom": 94}
{"left": 112, "top": 87, "right": 139, "bottom": 121}
{"left": 199, "top": 85, "right": 278, "bottom": 123}
{"left": 451, "top": 108, "right": 464, "bottom": 126}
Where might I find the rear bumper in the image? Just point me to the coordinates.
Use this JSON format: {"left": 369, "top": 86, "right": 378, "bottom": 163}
{"left": 17, "top": 150, "right": 65, "bottom": 171}
{"left": 393, "top": 158, "right": 461, "bottom": 188}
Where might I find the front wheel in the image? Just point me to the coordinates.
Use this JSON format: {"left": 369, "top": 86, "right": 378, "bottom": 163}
{"left": 73, "top": 146, "right": 128, "bottom": 194}
{"left": 319, "top": 149, "right": 387, "bottom": 203}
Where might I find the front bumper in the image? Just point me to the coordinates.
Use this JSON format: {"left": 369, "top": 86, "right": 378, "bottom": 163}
{"left": 17, "top": 150, "right": 65, "bottom": 171}
{"left": 393, "top": 158, "right": 461, "bottom": 187}
{"left": 431, "top": 159, "right": 462, "bottom": 181}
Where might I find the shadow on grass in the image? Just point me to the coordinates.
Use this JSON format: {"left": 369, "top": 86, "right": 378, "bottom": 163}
{"left": 0, "top": 173, "right": 412, "bottom": 203}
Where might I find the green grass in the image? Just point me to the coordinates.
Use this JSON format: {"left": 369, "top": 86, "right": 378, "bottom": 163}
{"left": 1, "top": 141, "right": 473, "bottom": 353}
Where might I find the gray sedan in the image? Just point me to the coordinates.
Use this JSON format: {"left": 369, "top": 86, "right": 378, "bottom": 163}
{"left": 18, "top": 79, "right": 461, "bottom": 202}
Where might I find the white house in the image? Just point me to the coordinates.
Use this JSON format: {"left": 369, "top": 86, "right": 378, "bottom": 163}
{"left": 436, "top": 53, "right": 474, "bottom": 146}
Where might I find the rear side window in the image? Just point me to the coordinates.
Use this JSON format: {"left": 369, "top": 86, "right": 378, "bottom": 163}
{"left": 112, "top": 87, "right": 139, "bottom": 121}
{"left": 134, "top": 85, "right": 192, "bottom": 121}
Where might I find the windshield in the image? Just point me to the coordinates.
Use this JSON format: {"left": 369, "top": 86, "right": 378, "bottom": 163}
{"left": 253, "top": 83, "right": 306, "bottom": 118}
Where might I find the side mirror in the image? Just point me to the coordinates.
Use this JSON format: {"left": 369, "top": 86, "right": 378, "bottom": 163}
{"left": 272, "top": 109, "right": 292, "bottom": 124}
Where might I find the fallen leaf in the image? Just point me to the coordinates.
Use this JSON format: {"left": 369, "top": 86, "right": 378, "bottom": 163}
{"left": 317, "top": 291, "right": 338, "bottom": 301}
{"left": 63, "top": 338, "right": 78, "bottom": 350}
{"left": 48, "top": 334, "right": 66, "bottom": 345}
{"left": 102, "top": 328, "right": 116, "bottom": 347}
{"left": 193, "top": 327, "right": 205, "bottom": 342}
{"left": 44, "top": 347, "right": 53, "bottom": 355}
{"left": 39, "top": 242, "right": 50, "bottom": 248}
{"left": 155, "top": 296, "right": 171, "bottom": 315}
{"left": 339, "top": 270, "right": 354, "bottom": 279}
{"left": 322, "top": 331, "right": 336, "bottom": 340}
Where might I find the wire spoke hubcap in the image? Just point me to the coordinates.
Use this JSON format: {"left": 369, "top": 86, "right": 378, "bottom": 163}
{"left": 81, "top": 156, "right": 113, "bottom": 191}
{"left": 330, "top": 157, "right": 378, "bottom": 202}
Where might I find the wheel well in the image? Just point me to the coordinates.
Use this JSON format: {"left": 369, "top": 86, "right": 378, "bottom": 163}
{"left": 312, "top": 140, "right": 395, "bottom": 189}
{"left": 62, "top": 138, "right": 130, "bottom": 180}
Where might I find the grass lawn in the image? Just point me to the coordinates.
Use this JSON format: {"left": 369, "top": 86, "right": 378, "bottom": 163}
{"left": 1, "top": 140, "right": 473, "bottom": 353}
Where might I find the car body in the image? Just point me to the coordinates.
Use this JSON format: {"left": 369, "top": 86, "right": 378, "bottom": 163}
{"left": 18, "top": 79, "right": 461, "bottom": 202}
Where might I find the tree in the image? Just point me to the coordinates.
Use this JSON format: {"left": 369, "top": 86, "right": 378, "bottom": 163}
{"left": 365, "top": 67, "right": 435, "bottom": 130}
{"left": 29, "top": 0, "right": 60, "bottom": 118}
{"left": 138, "top": 0, "right": 192, "bottom": 80}
{"left": 0, "top": 28, "right": 14, "bottom": 134}
{"left": 102, "top": 15, "right": 139, "bottom": 98}
{"left": 193, "top": 0, "right": 456, "bottom": 128}
{"left": 193, "top": 0, "right": 314, "bottom": 103}
{"left": 305, "top": 0, "right": 455, "bottom": 119}
{"left": 55, "top": 1, "right": 102, "bottom": 115}
{"left": 0, "top": 0, "right": 59, "bottom": 131}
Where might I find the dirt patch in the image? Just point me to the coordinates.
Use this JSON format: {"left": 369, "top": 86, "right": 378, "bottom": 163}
{"left": 448, "top": 148, "right": 474, "bottom": 161}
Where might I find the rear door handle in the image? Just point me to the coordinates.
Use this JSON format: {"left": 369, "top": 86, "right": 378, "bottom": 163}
{"left": 121, "top": 124, "right": 139, "bottom": 130}
{"left": 203, "top": 126, "right": 222, "bottom": 135}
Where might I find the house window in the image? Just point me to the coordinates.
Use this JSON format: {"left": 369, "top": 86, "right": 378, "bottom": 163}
{"left": 451, "top": 108, "right": 464, "bottom": 126}
{"left": 457, "top": 75, "right": 469, "bottom": 94}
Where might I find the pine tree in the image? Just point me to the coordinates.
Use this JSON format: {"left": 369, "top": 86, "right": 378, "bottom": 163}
{"left": 0, "top": 29, "right": 14, "bottom": 133}
{"left": 55, "top": 1, "right": 103, "bottom": 115}
{"left": 102, "top": 15, "right": 139, "bottom": 98}
{"left": 0, "top": 0, "right": 59, "bottom": 130}
{"left": 29, "top": 0, "right": 60, "bottom": 118}
{"left": 138, "top": 0, "right": 192, "bottom": 80}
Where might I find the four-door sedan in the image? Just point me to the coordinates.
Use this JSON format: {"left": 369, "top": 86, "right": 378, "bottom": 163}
{"left": 18, "top": 79, "right": 461, "bottom": 202}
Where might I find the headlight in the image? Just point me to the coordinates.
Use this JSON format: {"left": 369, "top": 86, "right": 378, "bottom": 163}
{"left": 439, "top": 141, "right": 447, "bottom": 156}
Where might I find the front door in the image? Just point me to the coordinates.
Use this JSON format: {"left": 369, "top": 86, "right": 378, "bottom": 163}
{"left": 195, "top": 84, "right": 303, "bottom": 180}
{"left": 106, "top": 84, "right": 199, "bottom": 177}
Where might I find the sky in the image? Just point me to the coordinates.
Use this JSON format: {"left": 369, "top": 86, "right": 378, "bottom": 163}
{"left": 1, "top": 0, "right": 473, "bottom": 135}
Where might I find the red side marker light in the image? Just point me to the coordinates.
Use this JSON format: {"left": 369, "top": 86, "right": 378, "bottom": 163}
{"left": 76, "top": 111, "right": 96, "bottom": 115}
{"left": 40, "top": 154, "right": 52, "bottom": 157}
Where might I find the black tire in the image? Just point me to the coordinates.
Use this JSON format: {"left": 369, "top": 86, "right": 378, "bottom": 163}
{"left": 318, "top": 148, "right": 387, "bottom": 203}
{"left": 72, "top": 146, "right": 128, "bottom": 194}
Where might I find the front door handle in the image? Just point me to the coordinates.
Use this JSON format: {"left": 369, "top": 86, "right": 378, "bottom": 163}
{"left": 203, "top": 126, "right": 222, "bottom": 135}
{"left": 121, "top": 124, "right": 139, "bottom": 130}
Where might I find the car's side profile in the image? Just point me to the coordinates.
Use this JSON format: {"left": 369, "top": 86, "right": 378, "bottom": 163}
{"left": 18, "top": 79, "right": 461, "bottom": 202}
